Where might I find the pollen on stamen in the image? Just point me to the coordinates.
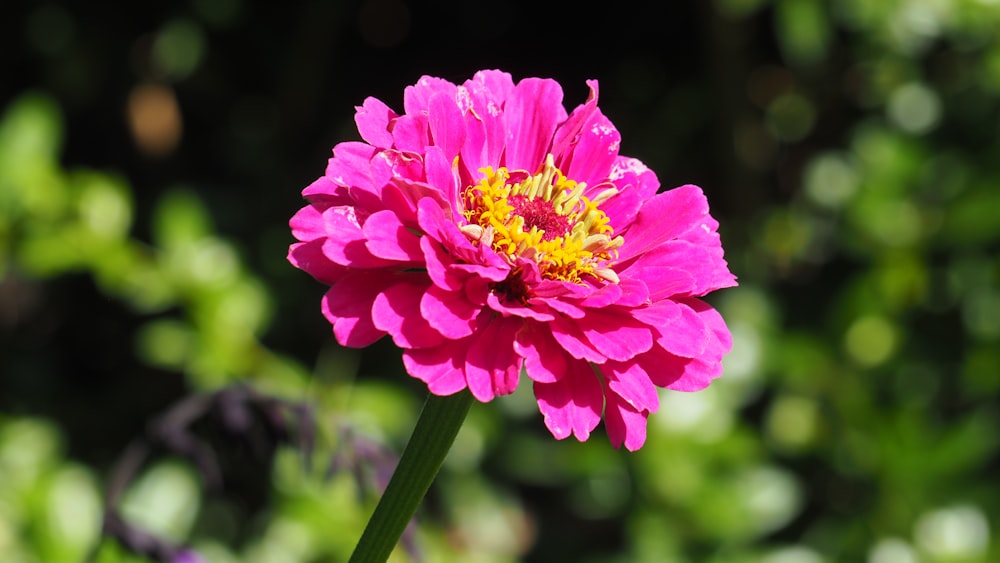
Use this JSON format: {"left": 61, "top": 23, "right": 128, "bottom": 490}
{"left": 462, "top": 154, "right": 623, "bottom": 284}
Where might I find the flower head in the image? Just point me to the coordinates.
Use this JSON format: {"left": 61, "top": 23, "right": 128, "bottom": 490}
{"left": 289, "top": 71, "right": 737, "bottom": 450}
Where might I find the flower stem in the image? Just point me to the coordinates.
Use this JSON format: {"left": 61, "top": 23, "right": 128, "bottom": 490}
{"left": 348, "top": 390, "right": 474, "bottom": 563}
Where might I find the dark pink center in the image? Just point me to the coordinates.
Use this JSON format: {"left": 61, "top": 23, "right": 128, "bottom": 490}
{"left": 508, "top": 195, "right": 570, "bottom": 241}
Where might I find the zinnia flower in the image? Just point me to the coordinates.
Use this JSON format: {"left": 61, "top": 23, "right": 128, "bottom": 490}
{"left": 289, "top": 70, "right": 736, "bottom": 450}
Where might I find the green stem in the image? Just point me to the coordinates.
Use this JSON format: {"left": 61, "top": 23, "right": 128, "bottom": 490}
{"left": 348, "top": 390, "right": 474, "bottom": 563}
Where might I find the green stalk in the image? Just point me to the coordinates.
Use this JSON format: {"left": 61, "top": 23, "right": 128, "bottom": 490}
{"left": 348, "top": 390, "right": 474, "bottom": 563}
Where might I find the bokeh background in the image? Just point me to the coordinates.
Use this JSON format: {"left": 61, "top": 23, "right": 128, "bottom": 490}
{"left": 2, "top": 0, "right": 999, "bottom": 561}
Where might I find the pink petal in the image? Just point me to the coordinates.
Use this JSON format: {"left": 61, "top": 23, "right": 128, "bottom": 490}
{"left": 423, "top": 146, "right": 459, "bottom": 216}
{"left": 417, "top": 197, "right": 486, "bottom": 265}
{"left": 682, "top": 297, "right": 734, "bottom": 357}
{"left": 486, "top": 292, "right": 556, "bottom": 322}
{"left": 465, "top": 316, "right": 522, "bottom": 401}
{"left": 421, "top": 283, "right": 483, "bottom": 339}
{"left": 513, "top": 321, "right": 566, "bottom": 384}
{"left": 391, "top": 113, "right": 430, "bottom": 153}
{"left": 403, "top": 342, "right": 470, "bottom": 396}
{"left": 354, "top": 96, "right": 397, "bottom": 148}
{"left": 634, "top": 344, "right": 690, "bottom": 388}
{"left": 655, "top": 300, "right": 711, "bottom": 359}
{"left": 503, "top": 78, "right": 566, "bottom": 170}
{"left": 362, "top": 209, "right": 423, "bottom": 262}
{"left": 615, "top": 278, "right": 651, "bottom": 307}
{"left": 608, "top": 156, "right": 660, "bottom": 202}
{"left": 533, "top": 360, "right": 604, "bottom": 442}
{"left": 578, "top": 309, "right": 653, "bottom": 362}
{"left": 321, "top": 272, "right": 394, "bottom": 347}
{"left": 324, "top": 142, "right": 379, "bottom": 195}
{"left": 596, "top": 183, "right": 643, "bottom": 234}
{"left": 604, "top": 391, "right": 648, "bottom": 451}
{"left": 468, "top": 69, "right": 515, "bottom": 104}
{"left": 604, "top": 362, "right": 660, "bottom": 413}
{"left": 371, "top": 279, "right": 445, "bottom": 349}
{"left": 428, "top": 92, "right": 467, "bottom": 161}
{"left": 561, "top": 111, "right": 621, "bottom": 188}
{"left": 666, "top": 355, "right": 720, "bottom": 392}
{"left": 321, "top": 207, "right": 396, "bottom": 269}
{"left": 288, "top": 240, "right": 344, "bottom": 285}
{"left": 549, "top": 314, "right": 606, "bottom": 362}
{"left": 459, "top": 102, "right": 488, "bottom": 173}
{"left": 617, "top": 185, "right": 711, "bottom": 264}
{"left": 301, "top": 175, "right": 349, "bottom": 206}
{"left": 370, "top": 149, "right": 424, "bottom": 190}
{"left": 550, "top": 79, "right": 599, "bottom": 162}
{"left": 579, "top": 282, "right": 623, "bottom": 309}
{"left": 289, "top": 204, "right": 326, "bottom": 241}
{"left": 404, "top": 75, "right": 458, "bottom": 115}
{"left": 462, "top": 72, "right": 512, "bottom": 169}
{"left": 621, "top": 263, "right": 697, "bottom": 300}
{"left": 645, "top": 240, "right": 737, "bottom": 296}
{"left": 420, "top": 235, "right": 463, "bottom": 291}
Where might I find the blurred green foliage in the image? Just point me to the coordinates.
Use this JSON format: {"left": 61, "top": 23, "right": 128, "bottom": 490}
{"left": 2, "top": 0, "right": 1000, "bottom": 562}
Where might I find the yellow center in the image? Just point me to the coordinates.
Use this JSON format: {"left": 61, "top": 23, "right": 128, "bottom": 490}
{"left": 461, "top": 154, "right": 623, "bottom": 284}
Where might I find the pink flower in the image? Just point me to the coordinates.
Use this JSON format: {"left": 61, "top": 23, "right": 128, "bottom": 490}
{"left": 289, "top": 71, "right": 737, "bottom": 450}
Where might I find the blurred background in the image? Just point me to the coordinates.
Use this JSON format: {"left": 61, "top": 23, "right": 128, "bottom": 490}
{"left": 2, "top": 0, "right": 999, "bottom": 561}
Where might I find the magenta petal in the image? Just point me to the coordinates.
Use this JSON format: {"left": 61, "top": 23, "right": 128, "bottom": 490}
{"left": 325, "top": 142, "right": 379, "bottom": 194}
{"left": 423, "top": 146, "right": 459, "bottom": 216}
{"left": 597, "top": 183, "right": 643, "bottom": 234}
{"left": 421, "top": 283, "right": 482, "bottom": 339}
{"left": 321, "top": 272, "right": 394, "bottom": 348}
{"left": 533, "top": 360, "right": 604, "bottom": 442}
{"left": 622, "top": 264, "right": 697, "bottom": 300}
{"left": 302, "top": 175, "right": 349, "bottom": 205}
{"left": 562, "top": 111, "right": 621, "bottom": 188}
{"left": 578, "top": 309, "right": 653, "bottom": 362}
{"left": 609, "top": 156, "right": 660, "bottom": 202}
{"left": 657, "top": 301, "right": 711, "bottom": 359}
{"left": 391, "top": 114, "right": 429, "bottom": 154}
{"left": 289, "top": 204, "right": 325, "bottom": 241}
{"left": 667, "top": 355, "right": 722, "bottom": 391}
{"left": 363, "top": 210, "right": 423, "bottom": 262}
{"left": 616, "top": 278, "right": 651, "bottom": 308}
{"left": 469, "top": 69, "right": 515, "bottom": 104}
{"left": 687, "top": 297, "right": 734, "bottom": 356}
{"left": 486, "top": 292, "right": 556, "bottom": 322}
{"left": 321, "top": 208, "right": 395, "bottom": 269}
{"left": 403, "top": 344, "right": 469, "bottom": 396}
{"left": 579, "top": 282, "right": 623, "bottom": 309}
{"left": 627, "top": 239, "right": 736, "bottom": 297}
{"left": 460, "top": 105, "right": 488, "bottom": 173}
{"left": 354, "top": 96, "right": 397, "bottom": 148}
{"left": 428, "top": 92, "right": 467, "bottom": 161}
{"left": 417, "top": 197, "right": 484, "bottom": 265}
{"left": 371, "top": 279, "right": 445, "bottom": 349}
{"left": 420, "top": 235, "right": 463, "bottom": 291}
{"left": 465, "top": 316, "right": 522, "bottom": 402}
{"left": 604, "top": 391, "right": 648, "bottom": 451}
{"left": 288, "top": 240, "right": 344, "bottom": 285}
{"left": 463, "top": 72, "right": 511, "bottom": 168}
{"left": 370, "top": 150, "right": 424, "bottom": 189}
{"left": 635, "top": 344, "right": 690, "bottom": 388}
{"left": 513, "top": 321, "right": 566, "bottom": 384}
{"left": 404, "top": 75, "right": 458, "bottom": 115}
{"left": 550, "top": 79, "right": 599, "bottom": 162}
{"left": 605, "top": 362, "right": 659, "bottom": 413}
{"left": 550, "top": 314, "right": 606, "bottom": 362}
{"left": 503, "top": 78, "right": 566, "bottom": 170}
{"left": 617, "top": 185, "right": 711, "bottom": 263}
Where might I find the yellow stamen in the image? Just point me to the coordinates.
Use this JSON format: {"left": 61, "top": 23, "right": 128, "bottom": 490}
{"left": 462, "top": 155, "right": 622, "bottom": 284}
